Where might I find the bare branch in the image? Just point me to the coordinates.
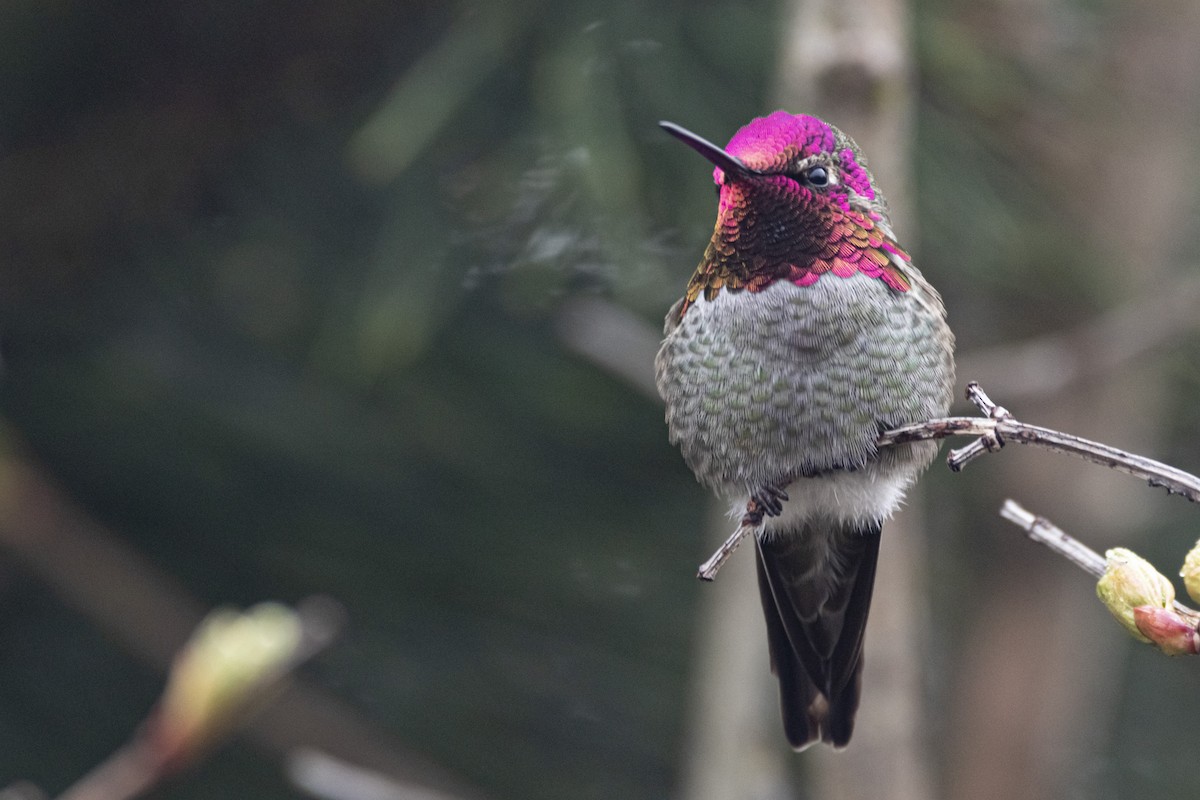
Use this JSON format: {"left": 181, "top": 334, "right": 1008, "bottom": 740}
{"left": 698, "top": 381, "right": 1200, "bottom": 581}
{"left": 555, "top": 298, "right": 661, "bottom": 401}
{"left": 998, "top": 499, "right": 1107, "bottom": 579}
{"left": 879, "top": 382, "right": 1200, "bottom": 502}
{"left": 696, "top": 520, "right": 762, "bottom": 581}
{"left": 999, "top": 499, "right": 1200, "bottom": 634}
{"left": 0, "top": 454, "right": 491, "bottom": 800}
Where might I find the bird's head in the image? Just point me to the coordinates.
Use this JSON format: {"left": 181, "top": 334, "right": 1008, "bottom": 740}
{"left": 661, "top": 111, "right": 910, "bottom": 314}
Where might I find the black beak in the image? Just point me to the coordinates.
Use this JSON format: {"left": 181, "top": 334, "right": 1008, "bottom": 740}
{"left": 659, "top": 121, "right": 759, "bottom": 179}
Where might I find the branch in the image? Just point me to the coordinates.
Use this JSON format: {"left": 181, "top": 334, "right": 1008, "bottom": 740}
{"left": 998, "top": 500, "right": 1199, "bottom": 622}
{"left": 693, "top": 381, "right": 1200, "bottom": 659}
{"left": 697, "top": 510, "right": 768, "bottom": 581}
{"left": 696, "top": 381, "right": 1200, "bottom": 580}
{"left": 1000, "top": 499, "right": 1200, "bottom": 655}
{"left": 56, "top": 599, "right": 342, "bottom": 800}
{"left": 0, "top": 452, "right": 491, "bottom": 800}
{"left": 997, "top": 499, "right": 1106, "bottom": 578}
{"left": 880, "top": 382, "right": 1200, "bottom": 501}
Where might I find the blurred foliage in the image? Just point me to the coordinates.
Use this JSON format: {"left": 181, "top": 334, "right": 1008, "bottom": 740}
{"left": 1, "top": 0, "right": 1200, "bottom": 799}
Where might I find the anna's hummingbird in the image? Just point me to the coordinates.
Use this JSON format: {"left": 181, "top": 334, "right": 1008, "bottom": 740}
{"left": 655, "top": 111, "right": 955, "bottom": 750}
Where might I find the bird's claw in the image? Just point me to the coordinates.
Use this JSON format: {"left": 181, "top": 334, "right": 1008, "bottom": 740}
{"left": 743, "top": 485, "right": 789, "bottom": 526}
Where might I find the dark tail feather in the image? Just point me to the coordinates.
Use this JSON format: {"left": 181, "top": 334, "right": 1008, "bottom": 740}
{"left": 754, "top": 519, "right": 882, "bottom": 750}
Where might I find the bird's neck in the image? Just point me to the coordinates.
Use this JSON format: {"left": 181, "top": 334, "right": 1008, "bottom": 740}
{"left": 677, "top": 183, "right": 911, "bottom": 318}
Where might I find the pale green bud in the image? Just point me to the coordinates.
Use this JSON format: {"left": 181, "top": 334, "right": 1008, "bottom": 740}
{"left": 153, "top": 602, "right": 302, "bottom": 763}
{"left": 1096, "top": 548, "right": 1174, "bottom": 644}
{"left": 1180, "top": 539, "right": 1200, "bottom": 605}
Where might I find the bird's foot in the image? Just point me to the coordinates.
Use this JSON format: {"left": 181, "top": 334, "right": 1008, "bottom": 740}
{"left": 744, "top": 485, "right": 789, "bottom": 526}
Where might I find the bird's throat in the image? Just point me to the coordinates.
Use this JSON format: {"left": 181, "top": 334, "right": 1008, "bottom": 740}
{"left": 677, "top": 182, "right": 912, "bottom": 318}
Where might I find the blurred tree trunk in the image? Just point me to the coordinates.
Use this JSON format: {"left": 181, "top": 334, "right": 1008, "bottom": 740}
{"left": 682, "top": 0, "right": 930, "bottom": 797}
{"left": 775, "top": 1, "right": 931, "bottom": 798}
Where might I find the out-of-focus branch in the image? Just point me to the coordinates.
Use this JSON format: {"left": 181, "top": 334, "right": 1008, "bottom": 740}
{"left": 57, "top": 600, "right": 341, "bottom": 800}
{"left": 773, "top": 0, "right": 926, "bottom": 796}
{"left": 557, "top": 263, "right": 1200, "bottom": 409}
{"left": 287, "top": 748, "right": 468, "bottom": 800}
{"left": 554, "top": 298, "right": 661, "bottom": 401}
{"left": 958, "top": 270, "right": 1200, "bottom": 400}
{"left": 0, "top": 448, "right": 490, "bottom": 800}
{"left": 347, "top": 4, "right": 532, "bottom": 184}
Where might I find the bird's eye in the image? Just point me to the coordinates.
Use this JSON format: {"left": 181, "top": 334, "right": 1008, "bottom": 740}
{"left": 804, "top": 165, "right": 829, "bottom": 187}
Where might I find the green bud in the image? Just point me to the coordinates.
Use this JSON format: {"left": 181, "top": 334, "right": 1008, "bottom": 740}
{"left": 1096, "top": 548, "right": 1174, "bottom": 644}
{"left": 1180, "top": 539, "right": 1200, "bottom": 605}
{"left": 153, "top": 602, "right": 302, "bottom": 764}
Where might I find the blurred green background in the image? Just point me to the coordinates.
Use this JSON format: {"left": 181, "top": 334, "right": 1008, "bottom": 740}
{"left": 2, "top": 1, "right": 1200, "bottom": 798}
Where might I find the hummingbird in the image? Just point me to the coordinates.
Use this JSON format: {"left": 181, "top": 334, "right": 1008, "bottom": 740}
{"left": 655, "top": 111, "right": 955, "bottom": 750}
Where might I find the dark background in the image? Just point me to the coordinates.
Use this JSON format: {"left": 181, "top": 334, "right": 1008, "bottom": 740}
{"left": 2, "top": 1, "right": 1200, "bottom": 798}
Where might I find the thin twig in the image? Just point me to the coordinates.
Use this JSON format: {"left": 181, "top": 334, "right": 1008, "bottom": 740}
{"left": 696, "top": 521, "right": 762, "bottom": 581}
{"left": 698, "top": 381, "right": 1200, "bottom": 581}
{"left": 880, "top": 382, "right": 1200, "bottom": 502}
{"left": 998, "top": 499, "right": 1107, "bottom": 578}
{"left": 55, "top": 742, "right": 159, "bottom": 800}
{"left": 998, "top": 499, "right": 1200, "bottom": 628}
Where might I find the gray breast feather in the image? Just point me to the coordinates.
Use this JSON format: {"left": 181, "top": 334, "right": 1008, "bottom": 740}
{"left": 655, "top": 274, "right": 954, "bottom": 494}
